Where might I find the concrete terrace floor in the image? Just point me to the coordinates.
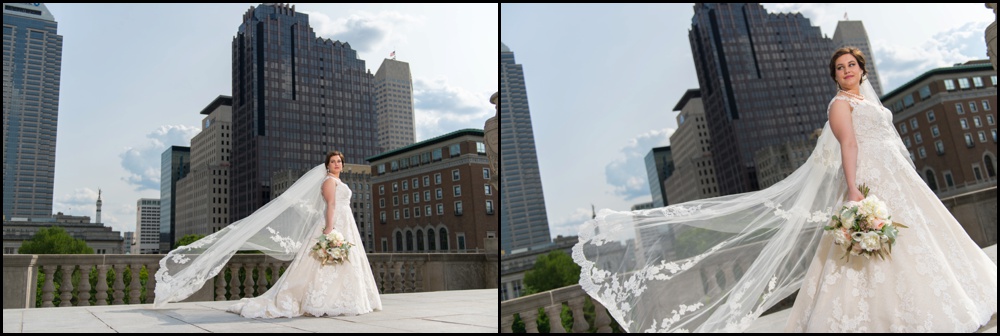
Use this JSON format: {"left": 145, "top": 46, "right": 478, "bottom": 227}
{"left": 2, "top": 289, "right": 497, "bottom": 333}
{"left": 746, "top": 244, "right": 997, "bottom": 334}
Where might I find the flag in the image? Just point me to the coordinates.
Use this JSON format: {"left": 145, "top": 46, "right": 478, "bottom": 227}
{"left": 390, "top": 51, "right": 395, "bottom": 58}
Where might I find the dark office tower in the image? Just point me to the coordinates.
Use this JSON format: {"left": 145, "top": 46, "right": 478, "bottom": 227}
{"left": 688, "top": 3, "right": 835, "bottom": 196}
{"left": 2, "top": 3, "right": 63, "bottom": 219}
{"left": 500, "top": 42, "right": 551, "bottom": 256}
{"left": 230, "top": 3, "right": 378, "bottom": 222}
{"left": 160, "top": 146, "right": 190, "bottom": 252}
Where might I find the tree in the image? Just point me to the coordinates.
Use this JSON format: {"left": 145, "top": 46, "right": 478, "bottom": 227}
{"left": 18, "top": 226, "right": 94, "bottom": 254}
{"left": 176, "top": 234, "right": 206, "bottom": 247}
{"left": 523, "top": 250, "right": 580, "bottom": 295}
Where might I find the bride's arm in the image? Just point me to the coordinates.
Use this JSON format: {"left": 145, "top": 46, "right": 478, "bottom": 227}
{"left": 321, "top": 179, "right": 338, "bottom": 234}
{"left": 828, "top": 99, "right": 864, "bottom": 202}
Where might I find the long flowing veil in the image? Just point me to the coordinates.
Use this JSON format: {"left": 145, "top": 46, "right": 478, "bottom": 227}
{"left": 573, "top": 77, "right": 886, "bottom": 332}
{"left": 154, "top": 164, "right": 328, "bottom": 307}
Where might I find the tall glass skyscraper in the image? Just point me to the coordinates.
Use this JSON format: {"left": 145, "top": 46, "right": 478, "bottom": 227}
{"left": 689, "top": 4, "right": 834, "bottom": 196}
{"left": 230, "top": 4, "right": 378, "bottom": 222}
{"left": 161, "top": 146, "right": 189, "bottom": 252}
{"left": 3, "top": 3, "right": 63, "bottom": 219}
{"left": 645, "top": 146, "right": 673, "bottom": 208}
{"left": 500, "top": 42, "right": 551, "bottom": 256}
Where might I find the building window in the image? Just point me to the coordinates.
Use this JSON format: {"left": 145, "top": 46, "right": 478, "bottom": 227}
{"left": 380, "top": 211, "right": 387, "bottom": 223}
{"left": 425, "top": 205, "right": 432, "bottom": 217}
{"left": 412, "top": 178, "right": 419, "bottom": 189}
{"left": 925, "top": 170, "right": 938, "bottom": 192}
{"left": 432, "top": 148, "right": 443, "bottom": 161}
{"left": 935, "top": 140, "right": 945, "bottom": 155}
{"left": 394, "top": 210, "right": 400, "bottom": 220}
{"left": 439, "top": 228, "right": 449, "bottom": 251}
{"left": 477, "top": 142, "right": 486, "bottom": 154}
{"left": 961, "top": 118, "right": 970, "bottom": 130}
{"left": 453, "top": 186, "right": 462, "bottom": 197}
{"left": 909, "top": 151, "right": 916, "bottom": 162}
{"left": 403, "top": 208, "right": 410, "bottom": 219}
{"left": 485, "top": 184, "right": 492, "bottom": 196}
{"left": 979, "top": 131, "right": 988, "bottom": 143}
{"left": 931, "top": 126, "right": 940, "bottom": 138}
{"left": 424, "top": 190, "right": 431, "bottom": 202}
{"left": 992, "top": 76, "right": 998, "bottom": 86}
{"left": 436, "top": 188, "right": 443, "bottom": 199}
{"left": 414, "top": 207, "right": 421, "bottom": 218}
{"left": 427, "top": 228, "right": 436, "bottom": 251}
{"left": 958, "top": 78, "right": 970, "bottom": 89}
{"left": 914, "top": 132, "right": 923, "bottom": 144}
{"left": 483, "top": 168, "right": 491, "bottom": 180}
{"left": 423, "top": 176, "right": 430, "bottom": 186}
{"left": 944, "top": 79, "right": 956, "bottom": 91}
{"left": 965, "top": 133, "right": 975, "bottom": 147}
{"left": 918, "top": 147, "right": 927, "bottom": 159}
{"left": 973, "top": 166, "right": 983, "bottom": 181}
{"left": 457, "top": 234, "right": 466, "bottom": 252}
{"left": 382, "top": 238, "right": 388, "bottom": 253}
{"left": 974, "top": 117, "right": 983, "bottom": 128}
{"left": 395, "top": 232, "right": 403, "bottom": 252}
{"left": 993, "top": 129, "right": 998, "bottom": 142}
{"left": 452, "top": 170, "right": 460, "bottom": 181}
{"left": 378, "top": 164, "right": 386, "bottom": 174}
{"left": 391, "top": 161, "right": 399, "bottom": 172}
{"left": 903, "top": 94, "right": 914, "bottom": 107}
{"left": 379, "top": 199, "right": 385, "bottom": 208}
{"left": 973, "top": 77, "right": 984, "bottom": 88}
{"left": 956, "top": 103, "right": 965, "bottom": 115}
{"left": 926, "top": 110, "right": 936, "bottom": 122}
{"left": 899, "top": 123, "right": 908, "bottom": 134}
{"left": 903, "top": 137, "right": 912, "bottom": 148}
{"left": 986, "top": 155, "right": 997, "bottom": 178}
{"left": 486, "top": 200, "right": 494, "bottom": 215}
{"left": 918, "top": 86, "right": 931, "bottom": 99}
{"left": 450, "top": 143, "right": 461, "bottom": 157}
{"left": 944, "top": 171, "right": 955, "bottom": 188}
{"left": 402, "top": 181, "right": 409, "bottom": 191}
{"left": 910, "top": 119, "right": 918, "bottom": 129}
{"left": 971, "top": 102, "right": 979, "bottom": 113}
{"left": 393, "top": 196, "right": 399, "bottom": 206}
{"left": 421, "top": 153, "right": 431, "bottom": 164}
{"left": 392, "top": 182, "right": 398, "bottom": 193}
{"left": 413, "top": 192, "right": 420, "bottom": 203}
{"left": 437, "top": 204, "right": 444, "bottom": 215}
{"left": 379, "top": 185, "right": 385, "bottom": 195}
{"left": 435, "top": 173, "right": 442, "bottom": 185}
{"left": 403, "top": 195, "right": 409, "bottom": 205}
{"left": 986, "top": 101, "right": 994, "bottom": 112}
{"left": 455, "top": 201, "right": 463, "bottom": 216}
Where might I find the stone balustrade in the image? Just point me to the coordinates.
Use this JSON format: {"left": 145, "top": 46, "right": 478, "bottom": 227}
{"left": 3, "top": 253, "right": 495, "bottom": 309}
{"left": 500, "top": 284, "right": 615, "bottom": 333}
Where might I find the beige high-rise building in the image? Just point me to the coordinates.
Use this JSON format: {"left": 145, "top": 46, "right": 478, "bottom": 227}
{"left": 134, "top": 198, "right": 160, "bottom": 254}
{"left": 175, "top": 96, "right": 233, "bottom": 240}
{"left": 375, "top": 58, "right": 416, "bottom": 153}
{"left": 832, "top": 19, "right": 885, "bottom": 97}
{"left": 664, "top": 89, "right": 719, "bottom": 205}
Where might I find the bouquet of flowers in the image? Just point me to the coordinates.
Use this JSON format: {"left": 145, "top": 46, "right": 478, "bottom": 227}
{"left": 824, "top": 184, "right": 908, "bottom": 261}
{"left": 311, "top": 230, "right": 354, "bottom": 266}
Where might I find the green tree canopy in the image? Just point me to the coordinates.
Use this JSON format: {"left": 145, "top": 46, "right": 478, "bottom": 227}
{"left": 176, "top": 234, "right": 206, "bottom": 248}
{"left": 18, "top": 226, "right": 94, "bottom": 254}
{"left": 523, "top": 250, "right": 581, "bottom": 295}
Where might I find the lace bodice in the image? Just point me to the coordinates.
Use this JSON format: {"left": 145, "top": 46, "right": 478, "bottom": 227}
{"left": 324, "top": 176, "right": 352, "bottom": 207}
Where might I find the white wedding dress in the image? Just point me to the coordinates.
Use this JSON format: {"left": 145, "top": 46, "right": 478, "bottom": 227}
{"left": 572, "top": 78, "right": 996, "bottom": 333}
{"left": 783, "top": 95, "right": 996, "bottom": 332}
{"left": 228, "top": 176, "right": 383, "bottom": 318}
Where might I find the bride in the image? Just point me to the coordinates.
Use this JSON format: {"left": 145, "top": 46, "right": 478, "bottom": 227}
{"left": 154, "top": 151, "right": 382, "bottom": 318}
{"left": 572, "top": 47, "right": 996, "bottom": 332}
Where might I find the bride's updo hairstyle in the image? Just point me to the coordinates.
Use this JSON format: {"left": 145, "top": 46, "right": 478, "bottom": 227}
{"left": 828, "top": 47, "right": 868, "bottom": 87}
{"left": 325, "top": 151, "right": 346, "bottom": 170}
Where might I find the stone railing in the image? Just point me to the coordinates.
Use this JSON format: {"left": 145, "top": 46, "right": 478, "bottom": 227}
{"left": 3, "top": 253, "right": 497, "bottom": 309}
{"left": 500, "top": 284, "right": 615, "bottom": 333}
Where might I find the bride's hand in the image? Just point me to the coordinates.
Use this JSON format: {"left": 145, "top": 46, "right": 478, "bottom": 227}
{"left": 848, "top": 188, "right": 865, "bottom": 202}
{"left": 323, "top": 227, "right": 333, "bottom": 235}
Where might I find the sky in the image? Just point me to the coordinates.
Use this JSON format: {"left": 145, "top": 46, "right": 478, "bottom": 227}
{"left": 40, "top": 3, "right": 498, "bottom": 236}
{"left": 500, "top": 3, "right": 996, "bottom": 240}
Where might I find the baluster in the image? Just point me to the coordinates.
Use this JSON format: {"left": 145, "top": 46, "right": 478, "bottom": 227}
{"left": 60, "top": 265, "right": 76, "bottom": 307}
{"left": 215, "top": 271, "right": 227, "bottom": 301}
{"left": 400, "top": 261, "right": 411, "bottom": 293}
{"left": 242, "top": 263, "right": 256, "bottom": 298}
{"left": 95, "top": 265, "right": 109, "bottom": 306}
{"left": 77, "top": 265, "right": 92, "bottom": 307}
{"left": 256, "top": 263, "right": 269, "bottom": 295}
{"left": 373, "top": 261, "right": 385, "bottom": 293}
{"left": 228, "top": 263, "right": 242, "bottom": 300}
{"left": 501, "top": 315, "right": 516, "bottom": 333}
{"left": 40, "top": 265, "right": 57, "bottom": 308}
{"left": 129, "top": 264, "right": 142, "bottom": 304}
{"left": 568, "top": 297, "right": 589, "bottom": 333}
{"left": 145, "top": 263, "right": 158, "bottom": 304}
{"left": 545, "top": 303, "right": 567, "bottom": 333}
{"left": 592, "top": 299, "right": 613, "bottom": 333}
{"left": 394, "top": 261, "right": 405, "bottom": 294}
{"left": 521, "top": 309, "right": 540, "bottom": 333}
{"left": 112, "top": 264, "right": 126, "bottom": 305}
{"left": 413, "top": 260, "right": 425, "bottom": 292}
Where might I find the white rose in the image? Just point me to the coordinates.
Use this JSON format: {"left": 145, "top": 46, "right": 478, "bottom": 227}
{"left": 856, "top": 232, "right": 882, "bottom": 252}
{"left": 833, "top": 228, "right": 852, "bottom": 246}
{"left": 840, "top": 207, "right": 857, "bottom": 227}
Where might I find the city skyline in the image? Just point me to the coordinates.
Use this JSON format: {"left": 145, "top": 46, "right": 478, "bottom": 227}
{"left": 38, "top": 3, "right": 497, "bottom": 237}
{"left": 500, "top": 3, "right": 995, "bottom": 240}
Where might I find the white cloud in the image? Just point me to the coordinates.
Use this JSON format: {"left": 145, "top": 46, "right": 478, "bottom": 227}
{"left": 873, "top": 20, "right": 991, "bottom": 91}
{"left": 119, "top": 125, "right": 200, "bottom": 192}
{"left": 548, "top": 207, "right": 595, "bottom": 239}
{"left": 53, "top": 188, "right": 99, "bottom": 217}
{"left": 413, "top": 78, "right": 494, "bottom": 140}
{"left": 306, "top": 10, "right": 422, "bottom": 53}
{"left": 604, "top": 128, "right": 675, "bottom": 201}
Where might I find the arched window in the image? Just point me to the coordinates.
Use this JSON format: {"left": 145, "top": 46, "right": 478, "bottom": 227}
{"left": 439, "top": 227, "right": 449, "bottom": 251}
{"left": 986, "top": 155, "right": 997, "bottom": 178}
{"left": 416, "top": 229, "right": 424, "bottom": 251}
{"left": 925, "top": 170, "right": 938, "bottom": 191}
{"left": 395, "top": 232, "right": 403, "bottom": 252}
{"left": 406, "top": 231, "right": 414, "bottom": 252}
{"left": 427, "top": 228, "right": 436, "bottom": 251}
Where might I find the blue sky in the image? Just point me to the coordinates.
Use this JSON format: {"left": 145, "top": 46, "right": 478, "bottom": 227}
{"left": 500, "top": 3, "right": 996, "bottom": 240}
{"left": 44, "top": 3, "right": 498, "bottom": 235}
